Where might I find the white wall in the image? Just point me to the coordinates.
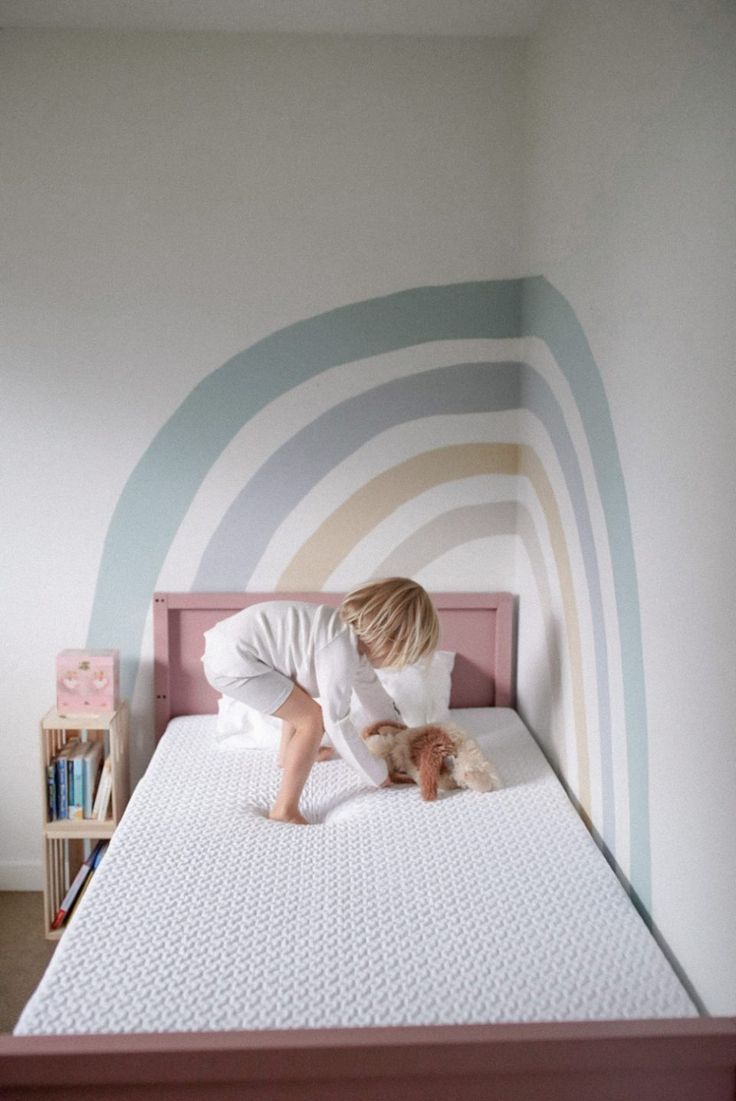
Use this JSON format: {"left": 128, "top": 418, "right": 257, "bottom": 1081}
{"left": 2, "top": 9, "right": 734, "bottom": 1016}
{"left": 0, "top": 29, "right": 525, "bottom": 884}
{"left": 523, "top": 0, "right": 736, "bottom": 1015}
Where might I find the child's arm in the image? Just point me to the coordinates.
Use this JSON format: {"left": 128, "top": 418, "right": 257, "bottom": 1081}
{"left": 326, "top": 713, "right": 389, "bottom": 786}
{"left": 314, "top": 647, "right": 389, "bottom": 787}
{"left": 351, "top": 659, "right": 403, "bottom": 726}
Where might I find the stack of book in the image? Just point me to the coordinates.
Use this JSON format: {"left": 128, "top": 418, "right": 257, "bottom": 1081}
{"left": 47, "top": 740, "right": 112, "bottom": 821}
{"left": 51, "top": 840, "right": 108, "bottom": 930}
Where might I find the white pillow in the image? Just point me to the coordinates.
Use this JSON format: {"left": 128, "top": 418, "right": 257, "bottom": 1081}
{"left": 215, "top": 696, "right": 281, "bottom": 747}
{"left": 215, "top": 696, "right": 331, "bottom": 749}
{"left": 359, "top": 650, "right": 456, "bottom": 728}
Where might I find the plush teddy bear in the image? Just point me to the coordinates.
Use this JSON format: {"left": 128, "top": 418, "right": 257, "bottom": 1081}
{"left": 361, "top": 720, "right": 499, "bottom": 802}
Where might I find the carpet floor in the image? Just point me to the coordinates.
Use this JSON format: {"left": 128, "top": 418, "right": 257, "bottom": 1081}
{"left": 0, "top": 892, "right": 56, "bottom": 1033}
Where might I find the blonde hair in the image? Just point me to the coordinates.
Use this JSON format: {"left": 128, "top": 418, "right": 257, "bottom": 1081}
{"left": 339, "top": 577, "right": 440, "bottom": 670}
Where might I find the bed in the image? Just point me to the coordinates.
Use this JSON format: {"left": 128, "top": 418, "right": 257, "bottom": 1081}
{"left": 2, "top": 592, "right": 735, "bottom": 1100}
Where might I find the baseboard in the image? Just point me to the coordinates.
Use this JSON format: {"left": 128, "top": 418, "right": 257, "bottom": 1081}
{"left": 0, "top": 861, "right": 43, "bottom": 891}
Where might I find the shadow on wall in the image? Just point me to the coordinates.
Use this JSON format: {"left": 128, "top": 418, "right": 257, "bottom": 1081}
{"left": 518, "top": 608, "right": 565, "bottom": 773}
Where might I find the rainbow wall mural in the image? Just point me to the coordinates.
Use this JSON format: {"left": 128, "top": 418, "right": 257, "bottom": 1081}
{"left": 87, "top": 277, "right": 650, "bottom": 915}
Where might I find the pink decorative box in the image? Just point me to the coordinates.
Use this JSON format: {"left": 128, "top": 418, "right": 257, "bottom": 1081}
{"left": 56, "top": 649, "right": 120, "bottom": 714}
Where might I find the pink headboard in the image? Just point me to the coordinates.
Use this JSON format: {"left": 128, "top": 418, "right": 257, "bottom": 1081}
{"left": 153, "top": 592, "right": 515, "bottom": 741}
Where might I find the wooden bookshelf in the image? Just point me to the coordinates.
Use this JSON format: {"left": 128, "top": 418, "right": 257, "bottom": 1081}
{"left": 40, "top": 702, "right": 130, "bottom": 940}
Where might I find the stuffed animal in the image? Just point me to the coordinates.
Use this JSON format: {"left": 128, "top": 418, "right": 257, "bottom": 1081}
{"left": 361, "top": 720, "right": 499, "bottom": 801}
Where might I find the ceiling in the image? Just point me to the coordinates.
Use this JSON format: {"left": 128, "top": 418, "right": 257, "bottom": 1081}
{"left": 0, "top": 0, "right": 548, "bottom": 37}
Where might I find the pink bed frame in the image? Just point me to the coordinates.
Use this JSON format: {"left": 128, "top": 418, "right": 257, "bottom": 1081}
{"left": 151, "top": 590, "right": 515, "bottom": 739}
{"left": 2, "top": 591, "right": 734, "bottom": 1100}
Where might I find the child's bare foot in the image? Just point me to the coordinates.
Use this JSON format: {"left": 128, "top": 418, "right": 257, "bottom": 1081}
{"left": 267, "top": 801, "right": 308, "bottom": 827}
{"left": 268, "top": 807, "right": 309, "bottom": 825}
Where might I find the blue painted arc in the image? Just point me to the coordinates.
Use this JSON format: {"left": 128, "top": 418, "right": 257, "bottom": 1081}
{"left": 86, "top": 278, "right": 649, "bottom": 912}
{"left": 522, "top": 277, "right": 649, "bottom": 918}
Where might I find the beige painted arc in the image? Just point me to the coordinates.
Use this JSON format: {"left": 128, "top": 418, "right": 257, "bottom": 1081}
{"left": 278, "top": 443, "right": 591, "bottom": 813}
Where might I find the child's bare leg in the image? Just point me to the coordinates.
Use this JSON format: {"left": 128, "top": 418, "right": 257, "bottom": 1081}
{"left": 277, "top": 720, "right": 296, "bottom": 768}
{"left": 269, "top": 686, "right": 324, "bottom": 824}
{"left": 279, "top": 722, "right": 333, "bottom": 766}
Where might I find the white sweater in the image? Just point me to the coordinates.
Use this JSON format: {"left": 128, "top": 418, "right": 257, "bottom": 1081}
{"left": 202, "top": 601, "right": 399, "bottom": 786}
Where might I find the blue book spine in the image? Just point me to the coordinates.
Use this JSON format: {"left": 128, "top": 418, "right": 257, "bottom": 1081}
{"left": 46, "top": 764, "right": 56, "bottom": 822}
{"left": 56, "top": 757, "right": 68, "bottom": 819}
{"left": 70, "top": 745, "right": 85, "bottom": 819}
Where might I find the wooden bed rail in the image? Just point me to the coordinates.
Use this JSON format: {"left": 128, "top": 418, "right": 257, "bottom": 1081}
{"left": 1, "top": 1018, "right": 735, "bottom": 1100}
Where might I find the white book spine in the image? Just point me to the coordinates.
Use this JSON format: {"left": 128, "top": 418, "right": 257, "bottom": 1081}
{"left": 94, "top": 760, "right": 113, "bottom": 821}
{"left": 92, "top": 758, "right": 111, "bottom": 819}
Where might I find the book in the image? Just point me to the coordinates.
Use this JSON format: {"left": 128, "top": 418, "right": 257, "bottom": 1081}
{"left": 92, "top": 757, "right": 113, "bottom": 820}
{"left": 46, "top": 762, "right": 57, "bottom": 822}
{"left": 67, "top": 741, "right": 87, "bottom": 820}
{"left": 50, "top": 840, "right": 104, "bottom": 930}
{"left": 54, "top": 743, "right": 76, "bottom": 819}
{"left": 81, "top": 740, "right": 103, "bottom": 818}
{"left": 65, "top": 841, "right": 108, "bottom": 924}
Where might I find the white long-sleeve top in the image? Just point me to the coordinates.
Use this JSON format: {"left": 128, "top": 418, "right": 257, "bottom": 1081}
{"left": 202, "top": 601, "right": 399, "bottom": 786}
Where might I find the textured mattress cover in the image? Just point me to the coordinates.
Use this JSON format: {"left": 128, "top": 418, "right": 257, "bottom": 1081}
{"left": 16, "top": 709, "right": 696, "bottom": 1035}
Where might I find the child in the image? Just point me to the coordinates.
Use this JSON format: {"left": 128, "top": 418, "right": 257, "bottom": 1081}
{"left": 201, "top": 578, "right": 440, "bottom": 825}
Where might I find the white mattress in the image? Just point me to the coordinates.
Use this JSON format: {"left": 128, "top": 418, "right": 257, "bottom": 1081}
{"left": 16, "top": 708, "right": 696, "bottom": 1034}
